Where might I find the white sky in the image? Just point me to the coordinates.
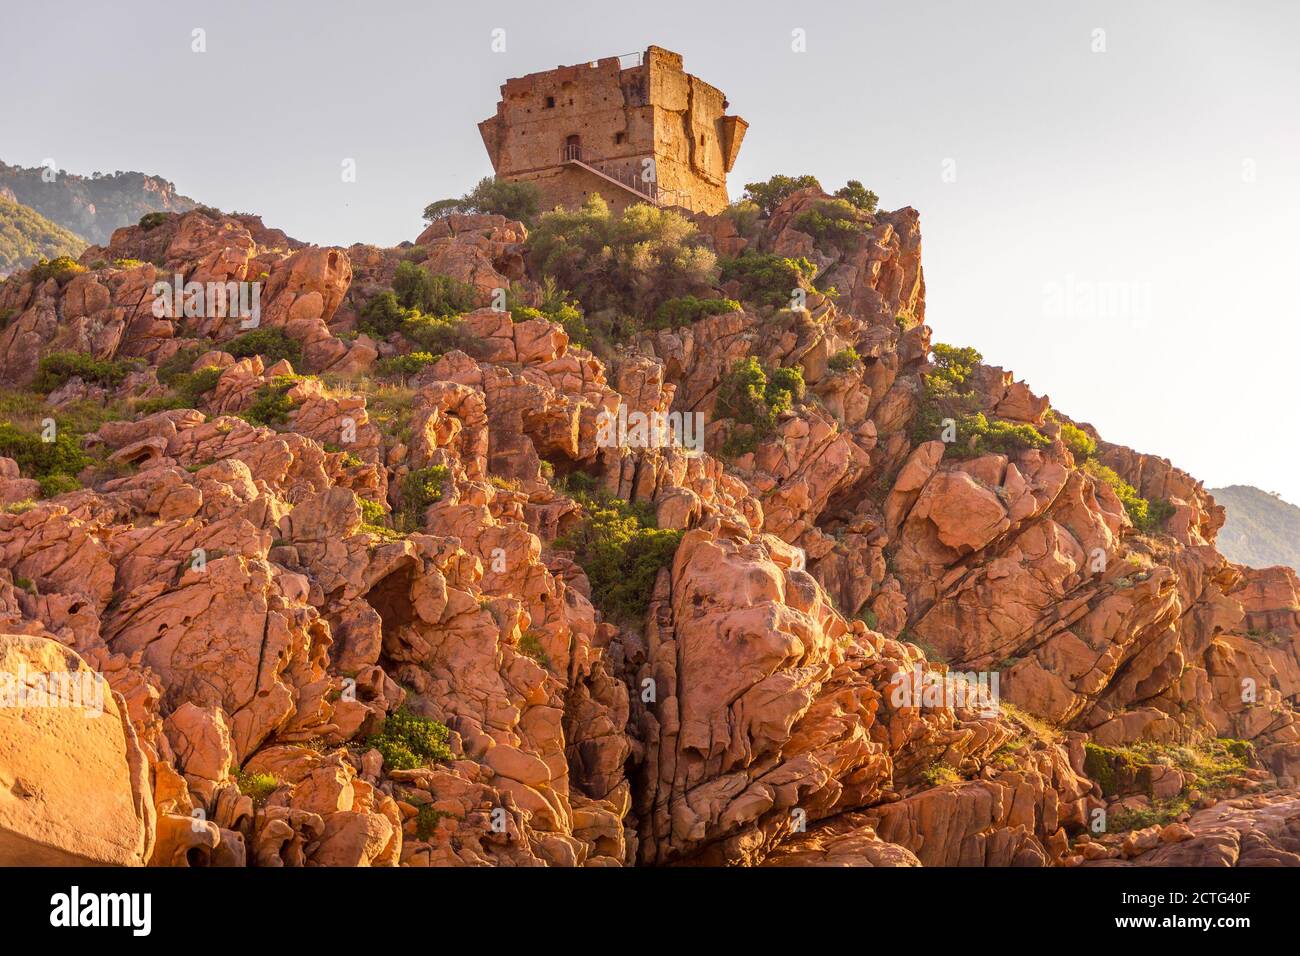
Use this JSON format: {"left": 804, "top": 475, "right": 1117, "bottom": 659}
{"left": 3, "top": 0, "right": 1297, "bottom": 500}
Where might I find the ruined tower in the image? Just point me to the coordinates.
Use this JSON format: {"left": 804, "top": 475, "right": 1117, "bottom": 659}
{"left": 478, "top": 45, "right": 748, "bottom": 215}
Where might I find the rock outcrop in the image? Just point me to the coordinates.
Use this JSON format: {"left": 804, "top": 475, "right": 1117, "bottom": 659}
{"left": 1, "top": 186, "right": 1296, "bottom": 870}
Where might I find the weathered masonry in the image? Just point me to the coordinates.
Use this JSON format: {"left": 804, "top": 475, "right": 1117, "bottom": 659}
{"left": 478, "top": 45, "right": 747, "bottom": 215}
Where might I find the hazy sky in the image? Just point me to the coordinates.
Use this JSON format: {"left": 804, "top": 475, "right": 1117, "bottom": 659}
{"left": 3, "top": 0, "right": 1298, "bottom": 501}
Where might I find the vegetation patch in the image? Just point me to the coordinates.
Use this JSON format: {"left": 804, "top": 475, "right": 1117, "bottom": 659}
{"left": 910, "top": 343, "right": 1050, "bottom": 458}
{"left": 422, "top": 176, "right": 543, "bottom": 226}
{"left": 239, "top": 375, "right": 301, "bottom": 427}
{"left": 1085, "top": 737, "right": 1253, "bottom": 803}
{"left": 391, "top": 261, "right": 478, "bottom": 318}
{"left": 828, "top": 346, "right": 862, "bottom": 372}
{"left": 359, "top": 283, "right": 481, "bottom": 358}
{"left": 741, "top": 174, "right": 822, "bottom": 217}
{"left": 235, "top": 771, "right": 279, "bottom": 807}
{"left": 1082, "top": 459, "right": 1171, "bottom": 533}
{"left": 526, "top": 195, "right": 718, "bottom": 343}
{"left": 366, "top": 708, "right": 453, "bottom": 770}
{"left": 792, "top": 197, "right": 871, "bottom": 249}
{"left": 0, "top": 418, "right": 90, "bottom": 497}
{"left": 921, "top": 762, "right": 961, "bottom": 787}
{"left": 517, "top": 630, "right": 551, "bottom": 670}
{"left": 28, "top": 255, "right": 87, "bottom": 285}
{"left": 414, "top": 804, "right": 455, "bottom": 840}
{"left": 720, "top": 251, "right": 818, "bottom": 310}
{"left": 554, "top": 492, "right": 683, "bottom": 624}
{"left": 715, "top": 356, "right": 805, "bottom": 457}
{"left": 396, "top": 465, "right": 450, "bottom": 531}
{"left": 224, "top": 327, "right": 303, "bottom": 368}
{"left": 32, "top": 352, "right": 141, "bottom": 393}
{"left": 374, "top": 351, "right": 437, "bottom": 380}
{"left": 651, "top": 295, "right": 742, "bottom": 330}
{"left": 507, "top": 278, "right": 591, "bottom": 347}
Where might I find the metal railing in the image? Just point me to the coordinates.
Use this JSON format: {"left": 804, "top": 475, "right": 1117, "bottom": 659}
{"left": 560, "top": 148, "right": 695, "bottom": 211}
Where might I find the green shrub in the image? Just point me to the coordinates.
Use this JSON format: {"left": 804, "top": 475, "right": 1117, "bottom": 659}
{"left": 397, "top": 465, "right": 450, "bottom": 531}
{"left": 1085, "top": 738, "right": 1252, "bottom": 811}
{"left": 422, "top": 176, "right": 543, "bottom": 225}
{"left": 358, "top": 291, "right": 409, "bottom": 338}
{"left": 401, "top": 313, "right": 481, "bottom": 357}
{"left": 652, "top": 295, "right": 742, "bottom": 329}
{"left": 792, "top": 198, "right": 870, "bottom": 249}
{"left": 156, "top": 345, "right": 205, "bottom": 385}
{"left": 909, "top": 343, "right": 1050, "bottom": 458}
{"left": 29, "top": 256, "right": 87, "bottom": 284}
{"left": 723, "top": 199, "right": 761, "bottom": 237}
{"left": 366, "top": 708, "right": 453, "bottom": 770}
{"left": 1083, "top": 742, "right": 1136, "bottom": 797}
{"left": 720, "top": 251, "right": 818, "bottom": 310}
{"left": 392, "top": 261, "right": 478, "bottom": 316}
{"left": 1058, "top": 420, "right": 1098, "bottom": 461}
{"left": 138, "top": 212, "right": 168, "bottom": 231}
{"left": 716, "top": 356, "right": 805, "bottom": 432}
{"left": 37, "top": 473, "right": 81, "bottom": 498}
{"left": 177, "top": 365, "right": 223, "bottom": 403}
{"left": 32, "top": 352, "right": 140, "bottom": 393}
{"left": 360, "top": 290, "right": 481, "bottom": 357}
{"left": 1146, "top": 497, "right": 1176, "bottom": 529}
{"left": 414, "top": 804, "right": 454, "bottom": 840}
{"left": 964, "top": 413, "right": 1052, "bottom": 454}
{"left": 239, "top": 375, "right": 300, "bottom": 427}
{"left": 236, "top": 771, "right": 279, "bottom": 806}
{"left": 555, "top": 493, "right": 683, "bottom": 623}
{"left": 517, "top": 630, "right": 551, "bottom": 669}
{"left": 927, "top": 343, "right": 982, "bottom": 395}
{"left": 355, "top": 494, "right": 402, "bottom": 538}
{"left": 742, "top": 174, "right": 822, "bottom": 217}
{"left": 828, "top": 346, "right": 862, "bottom": 372}
{"left": 515, "top": 278, "right": 591, "bottom": 347}
{"left": 1109, "top": 798, "right": 1191, "bottom": 833}
{"left": 0, "top": 422, "right": 90, "bottom": 486}
{"left": 1083, "top": 459, "right": 1161, "bottom": 531}
{"left": 920, "top": 762, "right": 961, "bottom": 787}
{"left": 224, "top": 327, "right": 302, "bottom": 368}
{"left": 526, "top": 195, "right": 718, "bottom": 341}
{"left": 833, "top": 179, "right": 880, "bottom": 214}
{"left": 374, "top": 351, "right": 437, "bottom": 379}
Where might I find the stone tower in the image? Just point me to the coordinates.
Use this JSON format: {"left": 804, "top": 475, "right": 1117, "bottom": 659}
{"left": 478, "top": 45, "right": 747, "bottom": 216}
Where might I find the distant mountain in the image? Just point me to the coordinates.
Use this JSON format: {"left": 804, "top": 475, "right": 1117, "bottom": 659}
{"left": 0, "top": 193, "right": 87, "bottom": 277}
{"left": 0, "top": 160, "right": 197, "bottom": 246}
{"left": 1210, "top": 485, "right": 1300, "bottom": 572}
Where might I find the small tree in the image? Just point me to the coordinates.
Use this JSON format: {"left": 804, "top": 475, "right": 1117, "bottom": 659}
{"left": 834, "top": 180, "right": 879, "bottom": 214}
{"left": 422, "top": 176, "right": 543, "bottom": 225}
{"left": 742, "top": 174, "right": 822, "bottom": 217}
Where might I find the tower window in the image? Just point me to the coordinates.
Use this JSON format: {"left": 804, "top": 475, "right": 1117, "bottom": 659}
{"left": 615, "top": 132, "right": 625, "bottom": 145}
{"left": 545, "top": 96, "right": 555, "bottom": 108}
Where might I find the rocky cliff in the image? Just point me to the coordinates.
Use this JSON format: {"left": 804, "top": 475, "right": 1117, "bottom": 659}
{"left": 0, "top": 161, "right": 197, "bottom": 246}
{"left": 1, "top": 187, "right": 1297, "bottom": 868}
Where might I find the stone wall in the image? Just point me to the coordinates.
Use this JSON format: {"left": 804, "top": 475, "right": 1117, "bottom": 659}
{"left": 478, "top": 45, "right": 746, "bottom": 215}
